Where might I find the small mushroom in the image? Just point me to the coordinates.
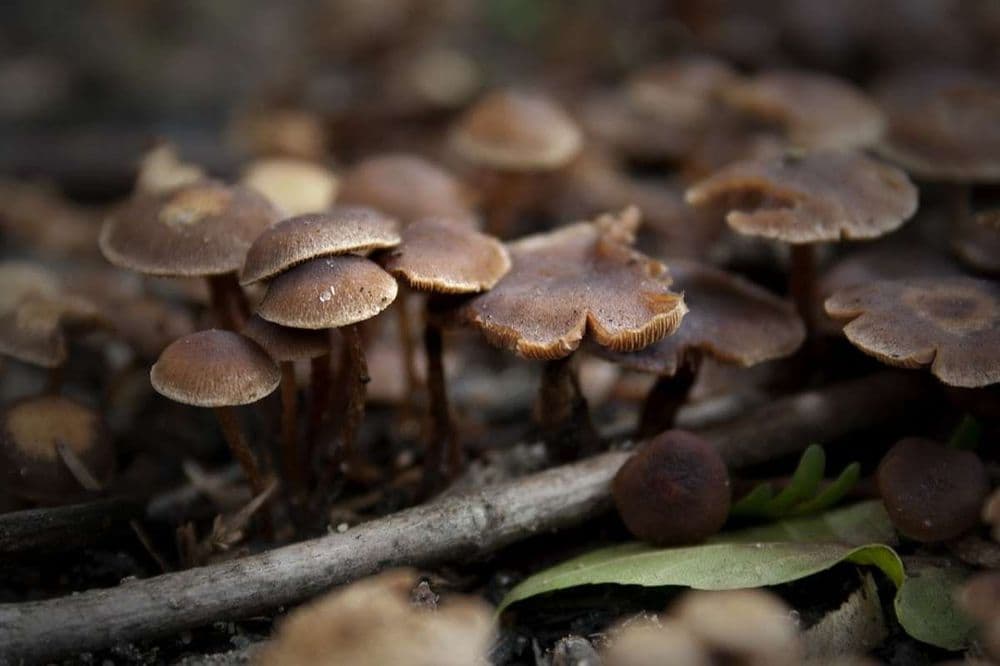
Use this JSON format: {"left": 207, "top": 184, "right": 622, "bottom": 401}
{"left": 134, "top": 142, "right": 204, "bottom": 195}
{"left": 229, "top": 107, "right": 328, "bottom": 161}
{"left": 461, "top": 207, "right": 686, "bottom": 459}
{"left": 378, "top": 217, "right": 510, "bottom": 490}
{"left": 956, "top": 572, "right": 1000, "bottom": 661}
{"left": 0, "top": 395, "right": 114, "bottom": 504}
{"left": 99, "top": 180, "right": 281, "bottom": 329}
{"left": 243, "top": 315, "right": 329, "bottom": 494}
{"left": 686, "top": 151, "right": 918, "bottom": 327}
{"left": 240, "top": 158, "right": 339, "bottom": 216}
{"left": 876, "top": 437, "right": 990, "bottom": 542}
{"left": 601, "top": 259, "right": 805, "bottom": 436}
{"left": 613, "top": 430, "right": 731, "bottom": 545}
{"left": 151, "top": 329, "right": 280, "bottom": 530}
{"left": 953, "top": 209, "right": 1000, "bottom": 276}
{"left": 825, "top": 277, "right": 1000, "bottom": 387}
{"left": 626, "top": 56, "right": 738, "bottom": 127}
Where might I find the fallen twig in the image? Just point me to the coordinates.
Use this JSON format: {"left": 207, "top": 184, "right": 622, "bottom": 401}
{"left": 0, "top": 372, "right": 927, "bottom": 663}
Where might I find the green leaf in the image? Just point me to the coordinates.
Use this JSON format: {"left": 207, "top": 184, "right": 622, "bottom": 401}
{"left": 766, "top": 444, "right": 826, "bottom": 513}
{"left": 498, "top": 501, "right": 903, "bottom": 614}
{"left": 730, "top": 483, "right": 775, "bottom": 516}
{"left": 791, "top": 463, "right": 862, "bottom": 516}
{"left": 895, "top": 565, "right": 974, "bottom": 650}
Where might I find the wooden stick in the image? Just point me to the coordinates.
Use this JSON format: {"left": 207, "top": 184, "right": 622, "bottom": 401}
{"left": 0, "top": 372, "right": 928, "bottom": 663}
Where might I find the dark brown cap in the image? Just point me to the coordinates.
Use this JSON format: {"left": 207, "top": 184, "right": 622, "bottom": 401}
{"left": 338, "top": 153, "right": 475, "bottom": 224}
{"left": 240, "top": 206, "right": 401, "bottom": 285}
{"left": 240, "top": 158, "right": 339, "bottom": 216}
{"left": 601, "top": 259, "right": 805, "bottom": 375}
{"left": 1, "top": 396, "right": 114, "bottom": 503}
{"left": 452, "top": 89, "right": 582, "bottom": 171}
{"left": 100, "top": 180, "right": 281, "bottom": 277}
{"left": 150, "top": 329, "right": 280, "bottom": 407}
{"left": 686, "top": 151, "right": 918, "bottom": 243}
{"left": 461, "top": 207, "right": 687, "bottom": 359}
{"left": 877, "top": 437, "right": 990, "bottom": 542}
{"left": 242, "top": 314, "right": 330, "bottom": 362}
{"left": 825, "top": 277, "right": 1000, "bottom": 387}
{"left": 378, "top": 218, "right": 510, "bottom": 294}
{"left": 256, "top": 255, "right": 398, "bottom": 330}
{"left": 721, "top": 70, "right": 885, "bottom": 150}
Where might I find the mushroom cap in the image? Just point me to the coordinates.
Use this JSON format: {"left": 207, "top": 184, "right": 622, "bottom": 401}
{"left": 600, "top": 260, "right": 805, "bottom": 375}
{"left": 257, "top": 255, "right": 398, "bottom": 330}
{"left": 1, "top": 396, "right": 114, "bottom": 503}
{"left": 686, "top": 151, "right": 918, "bottom": 243}
{"left": 0, "top": 295, "right": 100, "bottom": 368}
{"left": 378, "top": 217, "right": 511, "bottom": 294}
{"left": 240, "top": 207, "right": 401, "bottom": 285}
{"left": 460, "top": 208, "right": 687, "bottom": 360}
{"left": 99, "top": 180, "right": 281, "bottom": 277}
{"left": 874, "top": 67, "right": 1000, "bottom": 183}
{"left": 150, "top": 329, "right": 280, "bottom": 407}
{"left": 825, "top": 276, "right": 1000, "bottom": 387}
{"left": 337, "top": 153, "right": 474, "bottom": 224}
{"left": 721, "top": 70, "right": 885, "bottom": 150}
{"left": 242, "top": 314, "right": 330, "bottom": 362}
{"left": 451, "top": 89, "right": 583, "bottom": 171}
{"left": 626, "top": 56, "right": 737, "bottom": 125}
{"left": 580, "top": 91, "right": 700, "bottom": 162}
{"left": 240, "top": 158, "right": 339, "bottom": 216}
{"left": 953, "top": 210, "right": 1000, "bottom": 275}
{"left": 0, "top": 261, "right": 62, "bottom": 315}
{"left": 877, "top": 437, "right": 990, "bottom": 542}
{"left": 612, "top": 430, "right": 731, "bottom": 546}
{"left": 135, "top": 142, "right": 204, "bottom": 195}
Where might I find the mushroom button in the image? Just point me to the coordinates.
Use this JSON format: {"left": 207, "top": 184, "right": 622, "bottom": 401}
{"left": 240, "top": 158, "right": 339, "bottom": 216}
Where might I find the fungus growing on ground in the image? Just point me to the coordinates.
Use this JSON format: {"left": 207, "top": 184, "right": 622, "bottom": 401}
{"left": 240, "top": 158, "right": 339, "bottom": 216}
{"left": 720, "top": 70, "right": 885, "bottom": 151}
{"left": 876, "top": 437, "right": 990, "bottom": 542}
{"left": 824, "top": 277, "right": 1000, "bottom": 387}
{"left": 601, "top": 259, "right": 805, "bottom": 436}
{"left": 686, "top": 151, "right": 918, "bottom": 327}
{"left": 242, "top": 315, "right": 329, "bottom": 494}
{"left": 612, "top": 430, "right": 730, "bottom": 546}
{"left": 151, "top": 329, "right": 280, "bottom": 528}
{"left": 377, "top": 217, "right": 510, "bottom": 489}
{"left": 0, "top": 395, "right": 114, "bottom": 504}
{"left": 953, "top": 209, "right": 1000, "bottom": 276}
{"left": 461, "top": 207, "right": 686, "bottom": 459}
{"left": 451, "top": 88, "right": 582, "bottom": 235}
{"left": 626, "top": 56, "right": 737, "bottom": 128}
{"left": 99, "top": 180, "right": 281, "bottom": 329}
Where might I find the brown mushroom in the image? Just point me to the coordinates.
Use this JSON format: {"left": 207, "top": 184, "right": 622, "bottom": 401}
{"left": 613, "top": 430, "right": 731, "bottom": 545}
{"left": 0, "top": 395, "right": 114, "bottom": 504}
{"left": 686, "top": 151, "right": 918, "bottom": 327}
{"left": 240, "top": 158, "right": 339, "bottom": 216}
{"left": 626, "top": 56, "right": 738, "bottom": 127}
{"left": 876, "top": 437, "right": 990, "bottom": 542}
{"left": 151, "top": 329, "right": 280, "bottom": 529}
{"left": 956, "top": 572, "right": 1000, "bottom": 661}
{"left": 99, "top": 180, "right": 281, "bottom": 329}
{"left": 953, "top": 209, "right": 1000, "bottom": 276}
{"left": 243, "top": 315, "right": 330, "bottom": 494}
{"left": 377, "top": 217, "right": 510, "bottom": 490}
{"left": 601, "top": 259, "right": 805, "bottom": 436}
{"left": 825, "top": 277, "right": 1000, "bottom": 387}
{"left": 134, "top": 142, "right": 204, "bottom": 195}
{"left": 461, "top": 207, "right": 686, "bottom": 459}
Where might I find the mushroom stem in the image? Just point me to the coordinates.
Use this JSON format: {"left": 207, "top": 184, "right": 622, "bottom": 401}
{"left": 395, "top": 294, "right": 420, "bottom": 421}
{"left": 306, "top": 351, "right": 331, "bottom": 467}
{"left": 338, "top": 324, "right": 376, "bottom": 483}
{"left": 638, "top": 359, "right": 701, "bottom": 438}
{"left": 212, "top": 405, "right": 272, "bottom": 536}
{"left": 278, "top": 361, "right": 301, "bottom": 495}
{"left": 206, "top": 274, "right": 249, "bottom": 330}
{"left": 789, "top": 243, "right": 817, "bottom": 330}
{"left": 421, "top": 322, "right": 458, "bottom": 495}
{"left": 538, "top": 355, "right": 600, "bottom": 462}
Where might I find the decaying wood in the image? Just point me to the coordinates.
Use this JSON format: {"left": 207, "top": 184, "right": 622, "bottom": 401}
{"left": 0, "top": 372, "right": 927, "bottom": 663}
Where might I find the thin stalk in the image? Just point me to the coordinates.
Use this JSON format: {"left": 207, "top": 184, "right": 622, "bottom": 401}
{"left": 305, "top": 351, "right": 331, "bottom": 473}
{"left": 339, "top": 324, "right": 377, "bottom": 483}
{"left": 421, "top": 322, "right": 458, "bottom": 495}
{"left": 395, "top": 295, "right": 420, "bottom": 422}
{"left": 212, "top": 405, "right": 272, "bottom": 537}
{"left": 638, "top": 358, "right": 700, "bottom": 438}
{"left": 789, "top": 243, "right": 817, "bottom": 331}
{"left": 206, "top": 274, "right": 249, "bottom": 330}
{"left": 278, "top": 361, "right": 301, "bottom": 495}
{"left": 538, "top": 355, "right": 599, "bottom": 462}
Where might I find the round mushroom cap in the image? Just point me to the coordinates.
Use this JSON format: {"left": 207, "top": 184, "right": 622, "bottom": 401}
{"left": 100, "top": 180, "right": 281, "bottom": 277}
{"left": 451, "top": 89, "right": 583, "bottom": 171}
{"left": 135, "top": 142, "right": 204, "bottom": 195}
{"left": 1, "top": 396, "right": 114, "bottom": 503}
{"left": 825, "top": 276, "right": 1000, "bottom": 387}
{"left": 240, "top": 206, "right": 401, "bottom": 285}
{"left": 953, "top": 209, "right": 1000, "bottom": 275}
{"left": 612, "top": 430, "right": 731, "bottom": 546}
{"left": 150, "top": 329, "right": 280, "bottom": 407}
{"left": 0, "top": 261, "right": 61, "bottom": 315}
{"left": 626, "top": 56, "right": 737, "bottom": 125}
{"left": 378, "top": 218, "right": 511, "bottom": 294}
{"left": 874, "top": 67, "right": 1000, "bottom": 183}
{"left": 600, "top": 260, "right": 805, "bottom": 375}
{"left": 721, "top": 70, "right": 885, "bottom": 150}
{"left": 337, "top": 154, "right": 475, "bottom": 224}
{"left": 0, "top": 294, "right": 100, "bottom": 368}
{"left": 877, "top": 437, "right": 990, "bottom": 542}
{"left": 686, "top": 151, "right": 918, "bottom": 243}
{"left": 240, "top": 158, "right": 339, "bottom": 216}
{"left": 461, "top": 207, "right": 687, "bottom": 360}
{"left": 257, "top": 255, "right": 398, "bottom": 330}
{"left": 242, "top": 314, "right": 330, "bottom": 362}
